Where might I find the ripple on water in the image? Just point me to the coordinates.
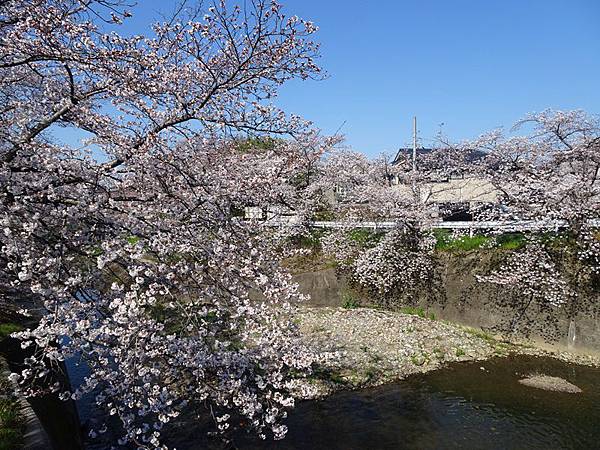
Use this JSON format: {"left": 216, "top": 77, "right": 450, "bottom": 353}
{"left": 219, "top": 355, "right": 600, "bottom": 450}
{"left": 66, "top": 355, "right": 600, "bottom": 450}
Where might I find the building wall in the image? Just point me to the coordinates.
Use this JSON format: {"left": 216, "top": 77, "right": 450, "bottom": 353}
{"left": 392, "top": 176, "right": 498, "bottom": 205}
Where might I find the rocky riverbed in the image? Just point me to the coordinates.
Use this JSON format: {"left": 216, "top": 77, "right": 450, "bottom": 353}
{"left": 295, "top": 306, "right": 600, "bottom": 395}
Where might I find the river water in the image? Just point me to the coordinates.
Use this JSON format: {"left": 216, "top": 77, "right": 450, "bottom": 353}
{"left": 70, "top": 355, "right": 600, "bottom": 450}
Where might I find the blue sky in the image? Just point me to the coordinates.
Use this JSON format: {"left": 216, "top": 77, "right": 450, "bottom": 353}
{"left": 274, "top": 0, "right": 600, "bottom": 155}
{"left": 66, "top": 0, "right": 600, "bottom": 157}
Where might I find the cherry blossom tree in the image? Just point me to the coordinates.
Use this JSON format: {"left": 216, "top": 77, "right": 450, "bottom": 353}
{"left": 477, "top": 242, "right": 574, "bottom": 336}
{"left": 313, "top": 149, "right": 450, "bottom": 304}
{"left": 471, "top": 110, "right": 600, "bottom": 334}
{"left": 352, "top": 229, "right": 440, "bottom": 305}
{"left": 315, "top": 112, "right": 599, "bottom": 319}
{"left": 471, "top": 110, "right": 600, "bottom": 226}
{"left": 1, "top": 0, "right": 330, "bottom": 447}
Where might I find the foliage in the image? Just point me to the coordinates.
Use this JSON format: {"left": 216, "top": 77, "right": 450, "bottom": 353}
{"left": 433, "top": 230, "right": 492, "bottom": 251}
{"left": 341, "top": 292, "right": 360, "bottom": 309}
{"left": 433, "top": 230, "right": 526, "bottom": 252}
{"left": 495, "top": 233, "right": 526, "bottom": 250}
{"left": 1, "top": 0, "right": 598, "bottom": 444}
{"left": 292, "top": 229, "right": 325, "bottom": 251}
{"left": 0, "top": 399, "right": 24, "bottom": 450}
{"left": 312, "top": 208, "right": 336, "bottom": 221}
{"left": 235, "top": 137, "right": 279, "bottom": 154}
{"left": 0, "top": 360, "right": 24, "bottom": 450}
{"left": 0, "top": 0, "right": 333, "bottom": 446}
{"left": 347, "top": 229, "right": 384, "bottom": 248}
{"left": 399, "top": 306, "right": 435, "bottom": 320}
{"left": 0, "top": 324, "right": 21, "bottom": 340}
{"left": 410, "top": 352, "right": 430, "bottom": 366}
{"left": 461, "top": 326, "right": 496, "bottom": 343}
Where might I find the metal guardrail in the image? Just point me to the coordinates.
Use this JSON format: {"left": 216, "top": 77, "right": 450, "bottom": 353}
{"left": 311, "top": 220, "right": 567, "bottom": 230}
{"left": 263, "top": 218, "right": 600, "bottom": 230}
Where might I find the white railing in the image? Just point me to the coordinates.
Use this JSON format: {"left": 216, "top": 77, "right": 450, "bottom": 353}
{"left": 312, "top": 220, "right": 567, "bottom": 231}
{"left": 262, "top": 218, "right": 600, "bottom": 231}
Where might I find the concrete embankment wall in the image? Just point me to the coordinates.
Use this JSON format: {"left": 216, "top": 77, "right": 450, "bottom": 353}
{"left": 293, "top": 254, "right": 600, "bottom": 355}
{"left": 0, "top": 336, "right": 84, "bottom": 450}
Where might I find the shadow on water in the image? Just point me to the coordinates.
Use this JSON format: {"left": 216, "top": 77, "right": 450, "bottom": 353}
{"left": 71, "top": 355, "right": 600, "bottom": 450}
{"left": 166, "top": 356, "right": 600, "bottom": 450}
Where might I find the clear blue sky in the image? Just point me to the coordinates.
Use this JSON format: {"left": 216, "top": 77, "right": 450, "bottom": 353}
{"left": 274, "top": 0, "right": 600, "bottom": 155}
{"left": 72, "top": 0, "right": 600, "bottom": 156}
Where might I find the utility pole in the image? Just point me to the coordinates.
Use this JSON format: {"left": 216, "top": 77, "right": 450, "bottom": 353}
{"left": 411, "top": 116, "right": 419, "bottom": 214}
{"left": 412, "top": 116, "right": 417, "bottom": 172}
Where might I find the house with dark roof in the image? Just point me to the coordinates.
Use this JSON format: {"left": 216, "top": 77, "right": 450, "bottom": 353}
{"left": 391, "top": 147, "right": 498, "bottom": 220}
{"left": 392, "top": 147, "right": 487, "bottom": 168}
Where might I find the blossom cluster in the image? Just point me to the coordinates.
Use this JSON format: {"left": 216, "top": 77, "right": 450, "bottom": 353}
{"left": 0, "top": 0, "right": 330, "bottom": 447}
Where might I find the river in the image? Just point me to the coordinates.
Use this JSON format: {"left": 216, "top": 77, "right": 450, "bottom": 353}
{"left": 66, "top": 355, "right": 600, "bottom": 449}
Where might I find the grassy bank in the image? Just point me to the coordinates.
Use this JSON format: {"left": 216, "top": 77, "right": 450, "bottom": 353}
{"left": 0, "top": 359, "right": 24, "bottom": 450}
{"left": 0, "top": 323, "right": 25, "bottom": 450}
{"left": 432, "top": 229, "right": 529, "bottom": 251}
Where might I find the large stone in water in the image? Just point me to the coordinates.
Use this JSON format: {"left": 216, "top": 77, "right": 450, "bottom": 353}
{"left": 518, "top": 375, "right": 582, "bottom": 393}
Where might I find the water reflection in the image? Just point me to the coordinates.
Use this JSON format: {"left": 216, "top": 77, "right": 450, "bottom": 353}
{"left": 75, "top": 355, "right": 600, "bottom": 450}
